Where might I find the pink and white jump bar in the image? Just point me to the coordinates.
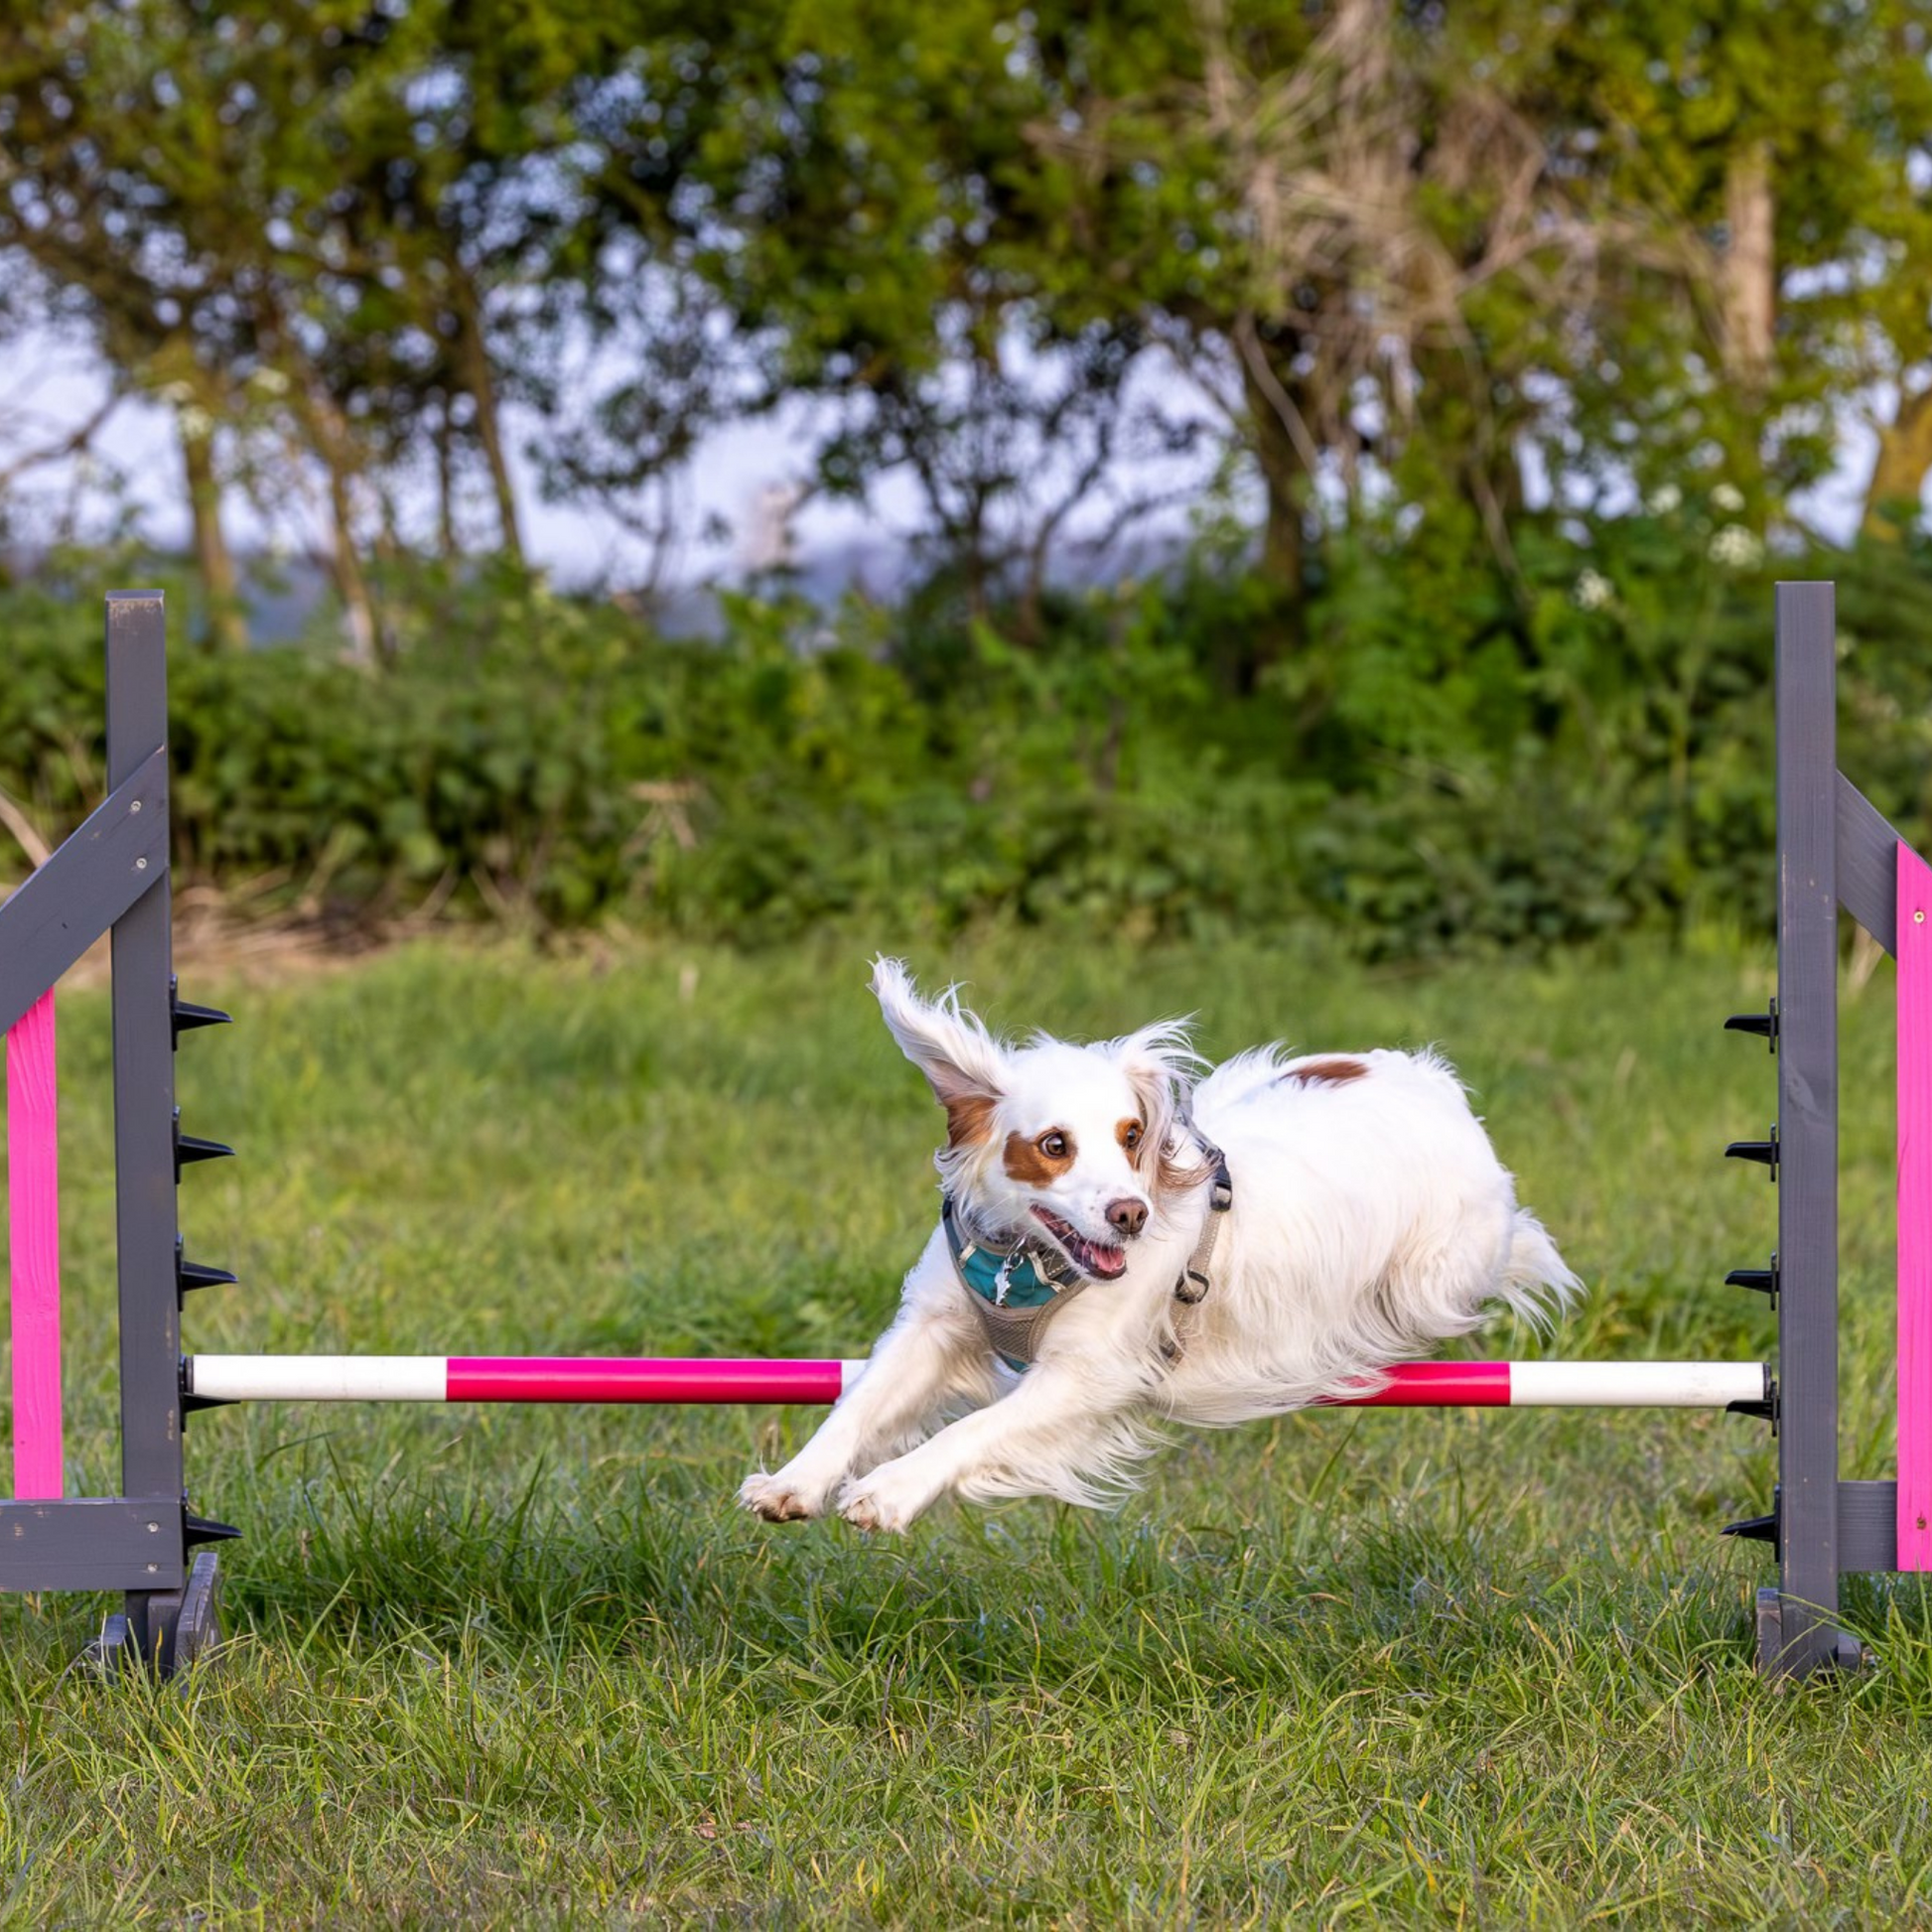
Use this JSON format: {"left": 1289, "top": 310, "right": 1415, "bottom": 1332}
{"left": 183, "top": 1354, "right": 1767, "bottom": 1409}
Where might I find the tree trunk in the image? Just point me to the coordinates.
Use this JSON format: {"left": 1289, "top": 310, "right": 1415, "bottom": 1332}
{"left": 179, "top": 416, "right": 246, "bottom": 652}
{"left": 1863, "top": 387, "right": 1932, "bottom": 538}
{"left": 1241, "top": 348, "right": 1310, "bottom": 684}
{"left": 1719, "top": 137, "right": 1775, "bottom": 495}
{"left": 321, "top": 447, "right": 377, "bottom": 665}
{"left": 451, "top": 268, "right": 523, "bottom": 564}
{"left": 1721, "top": 139, "right": 1776, "bottom": 393}
{"left": 435, "top": 392, "right": 458, "bottom": 561}
{"left": 1255, "top": 424, "right": 1306, "bottom": 597}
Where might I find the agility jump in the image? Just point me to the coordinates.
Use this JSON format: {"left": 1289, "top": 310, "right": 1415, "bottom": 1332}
{"left": 0, "top": 585, "right": 1918, "bottom": 1676}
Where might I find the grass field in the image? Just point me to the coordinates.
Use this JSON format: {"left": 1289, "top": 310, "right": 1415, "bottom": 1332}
{"left": 3, "top": 929, "right": 1929, "bottom": 1926}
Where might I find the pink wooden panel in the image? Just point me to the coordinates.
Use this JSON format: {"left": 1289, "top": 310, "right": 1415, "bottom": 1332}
{"left": 1898, "top": 843, "right": 1932, "bottom": 1569}
{"left": 5, "top": 990, "right": 64, "bottom": 1499}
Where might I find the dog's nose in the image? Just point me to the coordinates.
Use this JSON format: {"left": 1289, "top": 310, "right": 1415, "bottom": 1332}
{"left": 1106, "top": 1197, "right": 1149, "bottom": 1238}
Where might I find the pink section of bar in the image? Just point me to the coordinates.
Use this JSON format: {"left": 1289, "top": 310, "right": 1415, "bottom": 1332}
{"left": 446, "top": 1356, "right": 849, "bottom": 1404}
{"left": 6, "top": 991, "right": 64, "bottom": 1499}
{"left": 1899, "top": 842, "right": 1932, "bottom": 1570}
{"left": 1326, "top": 1361, "right": 1512, "bottom": 1407}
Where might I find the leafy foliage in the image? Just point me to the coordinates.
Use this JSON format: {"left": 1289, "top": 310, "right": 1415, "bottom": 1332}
{"left": 6, "top": 520, "right": 1931, "bottom": 959}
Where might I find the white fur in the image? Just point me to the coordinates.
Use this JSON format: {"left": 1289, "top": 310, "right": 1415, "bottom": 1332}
{"left": 739, "top": 960, "right": 1580, "bottom": 1533}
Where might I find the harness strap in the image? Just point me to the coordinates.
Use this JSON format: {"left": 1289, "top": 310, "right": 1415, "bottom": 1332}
{"left": 1173, "top": 1144, "right": 1234, "bottom": 1307}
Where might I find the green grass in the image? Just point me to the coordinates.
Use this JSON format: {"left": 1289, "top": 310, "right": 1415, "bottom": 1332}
{"left": 3, "top": 928, "right": 1930, "bottom": 1926}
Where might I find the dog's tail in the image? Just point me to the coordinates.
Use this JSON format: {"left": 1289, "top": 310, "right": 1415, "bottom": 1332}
{"left": 1492, "top": 1207, "right": 1584, "bottom": 1334}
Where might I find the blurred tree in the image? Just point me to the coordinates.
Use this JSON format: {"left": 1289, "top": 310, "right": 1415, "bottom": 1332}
{"left": 998, "top": 0, "right": 1932, "bottom": 636}
{"left": 1004, "top": 2, "right": 1600, "bottom": 633}
{"left": 0, "top": 4, "right": 262, "bottom": 646}
{"left": 812, "top": 319, "right": 1209, "bottom": 632}
{"left": 4, "top": 0, "right": 1931, "bottom": 646}
{"left": 556, "top": 0, "right": 1198, "bottom": 622}
{"left": 0, "top": 0, "right": 601, "bottom": 647}
{"left": 0, "top": 3, "right": 428, "bottom": 650}
{"left": 490, "top": 3, "right": 781, "bottom": 596}
{"left": 642, "top": 1, "right": 1603, "bottom": 668}
{"left": 1521, "top": 0, "right": 1932, "bottom": 525}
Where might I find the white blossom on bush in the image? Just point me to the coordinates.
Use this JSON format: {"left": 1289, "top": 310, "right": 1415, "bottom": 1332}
{"left": 1574, "top": 568, "right": 1616, "bottom": 610}
{"left": 1712, "top": 482, "right": 1746, "bottom": 513}
{"left": 1646, "top": 483, "right": 1683, "bottom": 514}
{"left": 1708, "top": 523, "right": 1763, "bottom": 569}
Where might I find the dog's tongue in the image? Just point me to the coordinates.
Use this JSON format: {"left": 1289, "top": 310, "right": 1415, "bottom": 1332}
{"left": 1072, "top": 1237, "right": 1128, "bottom": 1281}
{"left": 1031, "top": 1208, "right": 1129, "bottom": 1282}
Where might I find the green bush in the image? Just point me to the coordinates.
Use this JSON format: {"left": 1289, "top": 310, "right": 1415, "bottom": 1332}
{"left": 2, "top": 519, "right": 1927, "bottom": 960}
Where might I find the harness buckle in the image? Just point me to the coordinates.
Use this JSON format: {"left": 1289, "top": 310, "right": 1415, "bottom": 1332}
{"left": 1175, "top": 1266, "right": 1210, "bottom": 1306}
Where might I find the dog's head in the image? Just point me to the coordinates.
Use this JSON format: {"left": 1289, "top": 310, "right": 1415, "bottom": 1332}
{"left": 871, "top": 957, "right": 1199, "bottom": 1281}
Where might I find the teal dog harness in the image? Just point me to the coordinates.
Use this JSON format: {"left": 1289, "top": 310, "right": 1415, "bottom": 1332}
{"left": 942, "top": 1196, "right": 1088, "bottom": 1371}
{"left": 941, "top": 1131, "right": 1234, "bottom": 1371}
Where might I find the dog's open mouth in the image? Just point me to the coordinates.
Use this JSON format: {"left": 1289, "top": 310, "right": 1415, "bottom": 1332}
{"left": 1032, "top": 1208, "right": 1129, "bottom": 1281}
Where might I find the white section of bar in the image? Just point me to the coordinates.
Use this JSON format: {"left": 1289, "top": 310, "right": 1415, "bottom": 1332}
{"left": 192, "top": 1354, "right": 449, "bottom": 1403}
{"left": 1508, "top": 1361, "right": 1763, "bottom": 1407}
{"left": 840, "top": 1359, "right": 871, "bottom": 1395}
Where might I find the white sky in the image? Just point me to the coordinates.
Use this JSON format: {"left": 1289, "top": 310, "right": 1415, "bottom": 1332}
{"left": 0, "top": 325, "right": 915, "bottom": 587}
{"left": 0, "top": 323, "right": 1889, "bottom": 586}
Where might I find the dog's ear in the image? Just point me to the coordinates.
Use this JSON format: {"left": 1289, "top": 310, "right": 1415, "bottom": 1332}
{"left": 871, "top": 958, "right": 1008, "bottom": 1149}
{"left": 1103, "top": 1020, "right": 1199, "bottom": 1185}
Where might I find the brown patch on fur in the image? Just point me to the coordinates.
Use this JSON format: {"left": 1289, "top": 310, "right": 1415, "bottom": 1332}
{"left": 1126, "top": 1115, "right": 1204, "bottom": 1202}
{"left": 1282, "top": 1056, "right": 1369, "bottom": 1086}
{"left": 1156, "top": 1146, "right": 1215, "bottom": 1197}
{"left": 1004, "top": 1129, "right": 1075, "bottom": 1183}
{"left": 944, "top": 1092, "right": 998, "bottom": 1149}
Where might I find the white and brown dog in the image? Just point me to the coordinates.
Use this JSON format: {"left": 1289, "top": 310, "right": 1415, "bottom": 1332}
{"left": 741, "top": 959, "right": 1578, "bottom": 1533}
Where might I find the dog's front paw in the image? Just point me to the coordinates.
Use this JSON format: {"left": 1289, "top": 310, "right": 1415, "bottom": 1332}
{"left": 739, "top": 1470, "right": 832, "bottom": 1523}
{"left": 838, "top": 1463, "right": 930, "bottom": 1535}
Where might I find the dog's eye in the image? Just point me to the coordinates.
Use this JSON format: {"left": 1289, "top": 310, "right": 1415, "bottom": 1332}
{"left": 1124, "top": 1122, "right": 1143, "bottom": 1150}
{"left": 1038, "top": 1132, "right": 1067, "bottom": 1159}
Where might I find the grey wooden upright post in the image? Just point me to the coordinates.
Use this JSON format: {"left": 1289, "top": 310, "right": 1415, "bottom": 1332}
{"left": 103, "top": 595, "right": 184, "bottom": 1573}
{"left": 1773, "top": 581, "right": 1844, "bottom": 1673}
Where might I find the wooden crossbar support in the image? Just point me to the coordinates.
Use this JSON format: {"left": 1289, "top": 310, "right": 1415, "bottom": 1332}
{"left": 1771, "top": 581, "right": 1846, "bottom": 1674}
{"left": 0, "top": 747, "right": 169, "bottom": 1037}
